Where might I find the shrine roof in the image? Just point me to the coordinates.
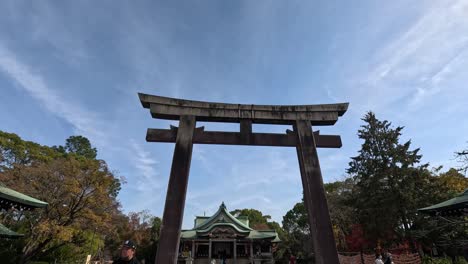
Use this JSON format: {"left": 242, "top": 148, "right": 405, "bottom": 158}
{"left": 418, "top": 189, "right": 468, "bottom": 216}
{"left": 193, "top": 202, "right": 252, "bottom": 231}
{"left": 0, "top": 223, "right": 24, "bottom": 238}
{"left": 0, "top": 185, "right": 48, "bottom": 210}
{"left": 181, "top": 202, "right": 280, "bottom": 241}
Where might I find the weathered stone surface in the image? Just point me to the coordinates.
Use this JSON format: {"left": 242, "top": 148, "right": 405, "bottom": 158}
{"left": 155, "top": 115, "right": 196, "bottom": 264}
{"left": 139, "top": 93, "right": 348, "bottom": 125}
{"left": 294, "top": 120, "right": 340, "bottom": 264}
{"left": 146, "top": 128, "right": 342, "bottom": 148}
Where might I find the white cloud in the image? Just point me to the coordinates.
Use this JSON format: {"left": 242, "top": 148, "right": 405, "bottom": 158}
{"left": 0, "top": 43, "right": 164, "bottom": 208}
{"left": 0, "top": 44, "right": 103, "bottom": 141}
{"left": 129, "top": 140, "right": 161, "bottom": 192}
{"left": 229, "top": 149, "right": 299, "bottom": 190}
{"left": 332, "top": 0, "right": 468, "bottom": 115}
{"left": 0, "top": 42, "right": 165, "bottom": 216}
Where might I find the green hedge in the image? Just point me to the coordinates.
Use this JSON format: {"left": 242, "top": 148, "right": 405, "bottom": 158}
{"left": 422, "top": 256, "right": 468, "bottom": 264}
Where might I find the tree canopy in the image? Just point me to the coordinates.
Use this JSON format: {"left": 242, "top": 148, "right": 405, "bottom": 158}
{"left": 0, "top": 131, "right": 126, "bottom": 263}
{"left": 281, "top": 112, "right": 467, "bottom": 259}
{"left": 347, "top": 112, "right": 431, "bottom": 247}
{"left": 2, "top": 108, "right": 467, "bottom": 263}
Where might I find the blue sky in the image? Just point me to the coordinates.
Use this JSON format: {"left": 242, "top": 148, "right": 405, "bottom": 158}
{"left": 1, "top": 0, "right": 468, "bottom": 228}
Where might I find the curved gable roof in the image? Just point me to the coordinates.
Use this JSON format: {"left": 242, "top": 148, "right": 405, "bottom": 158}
{"left": 195, "top": 202, "right": 252, "bottom": 232}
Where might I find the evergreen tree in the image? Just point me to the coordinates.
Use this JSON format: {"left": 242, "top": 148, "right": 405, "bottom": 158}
{"left": 347, "top": 112, "right": 429, "bottom": 247}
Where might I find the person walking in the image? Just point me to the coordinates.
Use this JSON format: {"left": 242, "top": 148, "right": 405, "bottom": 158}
{"left": 384, "top": 252, "right": 393, "bottom": 264}
{"left": 375, "top": 254, "right": 384, "bottom": 264}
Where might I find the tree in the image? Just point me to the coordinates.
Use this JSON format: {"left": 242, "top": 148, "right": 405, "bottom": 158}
{"left": 230, "top": 208, "right": 287, "bottom": 260}
{"left": 230, "top": 209, "right": 272, "bottom": 229}
{"left": 436, "top": 168, "right": 468, "bottom": 196}
{"left": 412, "top": 168, "right": 468, "bottom": 254}
{"left": 281, "top": 180, "right": 356, "bottom": 259}
{"left": 282, "top": 201, "right": 311, "bottom": 259}
{"left": 324, "top": 180, "right": 356, "bottom": 251}
{"left": 107, "top": 211, "right": 161, "bottom": 263}
{"left": 347, "top": 112, "right": 430, "bottom": 248}
{"left": 64, "top": 135, "right": 97, "bottom": 159}
{"left": 455, "top": 145, "right": 468, "bottom": 175}
{"left": 0, "top": 131, "right": 59, "bottom": 170}
{"left": 0, "top": 132, "right": 122, "bottom": 263}
{"left": 1, "top": 157, "right": 119, "bottom": 263}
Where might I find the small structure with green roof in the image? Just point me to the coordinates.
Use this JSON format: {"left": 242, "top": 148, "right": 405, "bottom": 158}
{"left": 178, "top": 202, "right": 280, "bottom": 263}
{"left": 0, "top": 184, "right": 48, "bottom": 238}
{"left": 0, "top": 185, "right": 48, "bottom": 211}
{"left": 418, "top": 189, "right": 468, "bottom": 217}
{"left": 0, "top": 223, "right": 24, "bottom": 239}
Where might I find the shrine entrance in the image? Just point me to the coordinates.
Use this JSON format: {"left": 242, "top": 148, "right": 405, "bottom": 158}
{"left": 138, "top": 93, "right": 348, "bottom": 264}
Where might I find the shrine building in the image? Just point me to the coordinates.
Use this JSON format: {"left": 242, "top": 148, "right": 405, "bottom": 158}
{"left": 177, "top": 202, "right": 280, "bottom": 263}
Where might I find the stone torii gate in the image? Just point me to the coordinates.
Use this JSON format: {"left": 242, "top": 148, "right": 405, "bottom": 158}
{"left": 138, "top": 93, "right": 348, "bottom": 264}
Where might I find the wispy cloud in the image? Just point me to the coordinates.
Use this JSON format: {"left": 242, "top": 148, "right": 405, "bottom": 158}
{"left": 0, "top": 43, "right": 164, "bottom": 211}
{"left": 0, "top": 44, "right": 103, "bottom": 141}
{"left": 130, "top": 139, "right": 161, "bottom": 192}
{"left": 230, "top": 149, "right": 299, "bottom": 189}
{"left": 359, "top": 0, "right": 468, "bottom": 111}
{"left": 0, "top": 42, "right": 165, "bottom": 196}
{"left": 30, "top": 3, "right": 90, "bottom": 66}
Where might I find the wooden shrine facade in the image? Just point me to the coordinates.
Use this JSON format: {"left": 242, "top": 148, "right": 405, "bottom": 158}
{"left": 177, "top": 202, "right": 280, "bottom": 264}
{"left": 138, "top": 93, "right": 349, "bottom": 264}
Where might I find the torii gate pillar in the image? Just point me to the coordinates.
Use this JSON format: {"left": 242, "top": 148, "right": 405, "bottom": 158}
{"left": 294, "top": 120, "right": 340, "bottom": 263}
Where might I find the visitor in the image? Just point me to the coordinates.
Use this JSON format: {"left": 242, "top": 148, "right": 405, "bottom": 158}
{"left": 289, "top": 254, "right": 296, "bottom": 264}
{"left": 221, "top": 250, "right": 227, "bottom": 264}
{"left": 113, "top": 240, "right": 140, "bottom": 264}
{"left": 384, "top": 251, "right": 394, "bottom": 264}
{"left": 375, "top": 254, "right": 384, "bottom": 264}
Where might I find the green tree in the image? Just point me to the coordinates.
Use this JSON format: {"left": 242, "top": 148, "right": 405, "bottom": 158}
{"left": 0, "top": 131, "right": 59, "bottom": 170}
{"left": 230, "top": 209, "right": 272, "bottom": 229}
{"left": 282, "top": 201, "right": 312, "bottom": 260}
{"left": 110, "top": 211, "right": 161, "bottom": 263}
{"left": 412, "top": 168, "right": 468, "bottom": 254}
{"left": 230, "top": 208, "right": 286, "bottom": 260}
{"left": 1, "top": 157, "right": 119, "bottom": 263}
{"left": 347, "top": 112, "right": 430, "bottom": 248}
{"left": 65, "top": 135, "right": 97, "bottom": 159}
{"left": 0, "top": 132, "right": 122, "bottom": 263}
{"left": 281, "top": 180, "right": 356, "bottom": 259}
{"left": 324, "top": 180, "right": 356, "bottom": 250}
{"left": 437, "top": 168, "right": 468, "bottom": 197}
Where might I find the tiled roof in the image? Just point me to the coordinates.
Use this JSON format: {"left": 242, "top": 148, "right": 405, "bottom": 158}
{"left": 0, "top": 185, "right": 48, "bottom": 210}
{"left": 181, "top": 202, "right": 280, "bottom": 242}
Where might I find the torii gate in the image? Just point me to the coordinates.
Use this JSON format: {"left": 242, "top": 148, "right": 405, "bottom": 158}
{"left": 138, "top": 93, "right": 348, "bottom": 264}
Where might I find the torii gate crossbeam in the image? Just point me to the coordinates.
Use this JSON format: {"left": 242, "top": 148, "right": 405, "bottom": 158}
{"left": 138, "top": 93, "right": 349, "bottom": 264}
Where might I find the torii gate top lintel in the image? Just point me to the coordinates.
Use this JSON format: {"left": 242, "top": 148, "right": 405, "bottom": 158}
{"left": 138, "top": 93, "right": 348, "bottom": 125}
